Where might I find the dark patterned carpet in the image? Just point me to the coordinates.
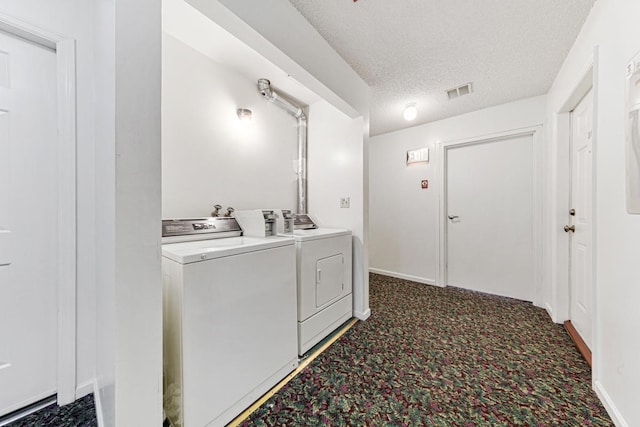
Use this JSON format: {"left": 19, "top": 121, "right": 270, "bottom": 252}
{"left": 4, "top": 394, "right": 96, "bottom": 427}
{"left": 241, "top": 273, "right": 613, "bottom": 426}
{"left": 5, "top": 274, "right": 612, "bottom": 426}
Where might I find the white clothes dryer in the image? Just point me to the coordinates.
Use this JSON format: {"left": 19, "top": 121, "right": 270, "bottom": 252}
{"left": 293, "top": 228, "right": 353, "bottom": 355}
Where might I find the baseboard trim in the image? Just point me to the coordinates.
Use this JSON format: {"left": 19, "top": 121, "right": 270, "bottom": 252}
{"left": 0, "top": 395, "right": 56, "bottom": 427}
{"left": 354, "top": 308, "right": 371, "bottom": 321}
{"left": 544, "top": 302, "right": 554, "bottom": 320}
{"left": 369, "top": 268, "right": 437, "bottom": 286}
{"left": 564, "top": 320, "right": 592, "bottom": 368}
{"left": 92, "top": 381, "right": 105, "bottom": 427}
{"left": 594, "top": 380, "right": 628, "bottom": 427}
{"left": 75, "top": 381, "right": 94, "bottom": 399}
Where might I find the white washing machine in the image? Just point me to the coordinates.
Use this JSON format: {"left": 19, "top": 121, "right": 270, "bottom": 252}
{"left": 161, "top": 218, "right": 298, "bottom": 427}
{"left": 294, "top": 227, "right": 353, "bottom": 355}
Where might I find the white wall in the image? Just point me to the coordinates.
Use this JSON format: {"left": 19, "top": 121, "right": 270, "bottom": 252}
{"left": 95, "top": 0, "right": 163, "bottom": 425}
{"left": 162, "top": 33, "right": 298, "bottom": 217}
{"left": 369, "top": 96, "right": 546, "bottom": 284}
{"left": 546, "top": 1, "right": 640, "bottom": 425}
{"left": 93, "top": 0, "right": 116, "bottom": 424}
{"left": 0, "top": 0, "right": 97, "bottom": 397}
{"left": 171, "top": 0, "right": 371, "bottom": 320}
{"left": 113, "top": 0, "right": 163, "bottom": 425}
{"left": 306, "top": 100, "right": 367, "bottom": 317}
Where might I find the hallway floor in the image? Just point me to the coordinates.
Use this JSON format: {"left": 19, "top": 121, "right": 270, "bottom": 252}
{"left": 241, "top": 273, "right": 612, "bottom": 426}
{"left": 7, "top": 274, "right": 612, "bottom": 426}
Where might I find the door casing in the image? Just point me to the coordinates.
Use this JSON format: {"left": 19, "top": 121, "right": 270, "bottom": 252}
{"left": 436, "top": 126, "right": 544, "bottom": 307}
{"left": 550, "top": 48, "right": 598, "bottom": 381}
{"left": 0, "top": 13, "right": 78, "bottom": 405}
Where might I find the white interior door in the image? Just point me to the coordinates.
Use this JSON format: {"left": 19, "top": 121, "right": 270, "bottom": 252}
{"left": 446, "top": 134, "right": 534, "bottom": 301}
{"left": 0, "top": 30, "right": 59, "bottom": 415}
{"left": 568, "top": 90, "right": 593, "bottom": 349}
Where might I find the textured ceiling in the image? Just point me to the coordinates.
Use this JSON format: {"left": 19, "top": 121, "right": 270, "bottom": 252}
{"left": 288, "top": 0, "right": 595, "bottom": 136}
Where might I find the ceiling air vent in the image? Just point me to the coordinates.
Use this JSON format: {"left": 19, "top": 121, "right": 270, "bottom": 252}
{"left": 446, "top": 83, "right": 473, "bottom": 100}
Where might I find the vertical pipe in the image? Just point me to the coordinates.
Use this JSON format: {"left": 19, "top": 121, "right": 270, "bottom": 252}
{"left": 258, "top": 79, "right": 308, "bottom": 215}
{"left": 297, "top": 116, "right": 307, "bottom": 215}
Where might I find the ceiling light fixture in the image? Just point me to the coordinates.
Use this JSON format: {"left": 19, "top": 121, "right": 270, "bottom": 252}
{"left": 403, "top": 103, "right": 418, "bottom": 121}
{"left": 237, "top": 108, "right": 252, "bottom": 122}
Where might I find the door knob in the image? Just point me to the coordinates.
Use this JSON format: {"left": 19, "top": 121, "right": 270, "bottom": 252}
{"left": 564, "top": 225, "right": 575, "bottom": 233}
{"left": 447, "top": 215, "right": 459, "bottom": 220}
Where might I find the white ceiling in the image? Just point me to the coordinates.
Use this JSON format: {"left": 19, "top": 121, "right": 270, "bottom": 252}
{"left": 165, "top": 0, "right": 322, "bottom": 108}
{"left": 288, "top": 0, "right": 595, "bottom": 136}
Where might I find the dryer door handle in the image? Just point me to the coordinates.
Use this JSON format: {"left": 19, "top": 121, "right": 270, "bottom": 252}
{"left": 317, "top": 269, "right": 321, "bottom": 283}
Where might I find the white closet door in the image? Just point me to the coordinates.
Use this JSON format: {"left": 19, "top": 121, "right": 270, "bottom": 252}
{"left": 0, "top": 31, "right": 58, "bottom": 415}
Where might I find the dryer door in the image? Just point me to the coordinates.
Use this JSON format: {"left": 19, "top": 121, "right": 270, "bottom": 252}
{"left": 316, "top": 254, "right": 344, "bottom": 307}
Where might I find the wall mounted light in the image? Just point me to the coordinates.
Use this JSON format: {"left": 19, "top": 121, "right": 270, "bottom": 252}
{"left": 236, "top": 108, "right": 252, "bottom": 122}
{"left": 403, "top": 103, "right": 418, "bottom": 121}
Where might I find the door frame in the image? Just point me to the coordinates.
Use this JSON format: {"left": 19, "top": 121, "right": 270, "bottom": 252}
{"left": 0, "top": 14, "right": 78, "bottom": 405}
{"left": 550, "top": 48, "right": 598, "bottom": 379}
{"left": 436, "top": 126, "right": 544, "bottom": 306}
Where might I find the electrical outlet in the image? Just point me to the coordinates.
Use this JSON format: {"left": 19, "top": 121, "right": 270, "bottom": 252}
{"left": 340, "top": 197, "right": 350, "bottom": 208}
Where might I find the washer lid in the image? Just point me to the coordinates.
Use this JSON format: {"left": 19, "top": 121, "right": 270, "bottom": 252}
{"left": 292, "top": 227, "right": 351, "bottom": 242}
{"left": 162, "top": 235, "right": 294, "bottom": 264}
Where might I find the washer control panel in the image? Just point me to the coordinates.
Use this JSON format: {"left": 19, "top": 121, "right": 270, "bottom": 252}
{"left": 162, "top": 217, "right": 242, "bottom": 239}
